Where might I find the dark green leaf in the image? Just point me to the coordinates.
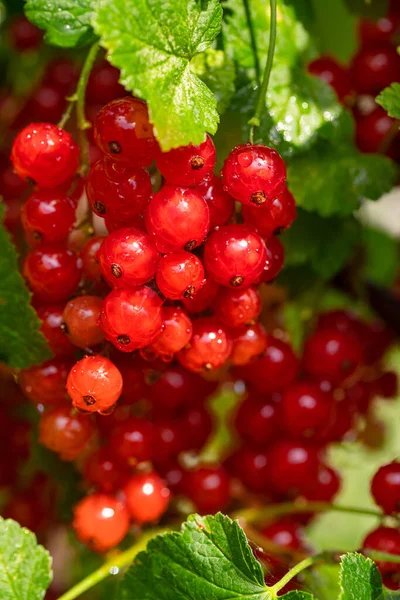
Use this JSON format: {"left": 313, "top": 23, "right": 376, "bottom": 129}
{"left": 191, "top": 49, "right": 236, "bottom": 115}
{"left": 0, "top": 207, "right": 51, "bottom": 368}
{"left": 302, "top": 563, "right": 341, "bottom": 600}
{"left": 339, "top": 552, "right": 384, "bottom": 600}
{"left": 310, "top": 0, "right": 357, "bottom": 62}
{"left": 343, "top": 0, "right": 389, "bottom": 19}
{"left": 94, "top": 0, "right": 222, "bottom": 151}
{"left": 0, "top": 517, "right": 52, "bottom": 600}
{"left": 280, "top": 593, "right": 315, "bottom": 600}
{"left": 362, "top": 227, "right": 398, "bottom": 287}
{"left": 376, "top": 83, "right": 400, "bottom": 119}
{"left": 25, "top": 0, "right": 97, "bottom": 48}
{"left": 118, "top": 513, "right": 271, "bottom": 600}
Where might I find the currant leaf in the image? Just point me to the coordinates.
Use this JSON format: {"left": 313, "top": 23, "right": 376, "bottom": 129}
{"left": 94, "top": 0, "right": 222, "bottom": 151}
{"left": 0, "top": 517, "right": 52, "bottom": 600}
{"left": 117, "top": 513, "right": 271, "bottom": 600}
{"left": 191, "top": 49, "right": 236, "bottom": 115}
{"left": 24, "top": 0, "right": 97, "bottom": 48}
{"left": 279, "top": 593, "right": 315, "bottom": 600}
{"left": 343, "top": 0, "right": 389, "bottom": 19}
{"left": 310, "top": 0, "right": 357, "bottom": 63}
{"left": 0, "top": 207, "right": 52, "bottom": 368}
{"left": 362, "top": 227, "right": 399, "bottom": 288}
{"left": 339, "top": 552, "right": 387, "bottom": 600}
{"left": 376, "top": 83, "right": 400, "bottom": 120}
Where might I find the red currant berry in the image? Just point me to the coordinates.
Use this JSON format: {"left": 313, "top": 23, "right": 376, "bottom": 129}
{"left": 73, "top": 493, "right": 130, "bottom": 552}
{"left": 83, "top": 446, "right": 130, "bottom": 493}
{"left": 308, "top": 56, "right": 353, "bottom": 101}
{"left": 321, "top": 399, "right": 355, "bottom": 442}
{"left": 178, "top": 317, "right": 232, "bottom": 373}
{"left": 98, "top": 227, "right": 159, "bottom": 288}
{"left": 303, "top": 328, "right": 364, "bottom": 385}
{"left": 94, "top": 97, "right": 159, "bottom": 167}
{"left": 156, "top": 252, "right": 205, "bottom": 300}
{"left": 204, "top": 224, "right": 267, "bottom": 288}
{"left": 23, "top": 243, "right": 82, "bottom": 302}
{"left": 62, "top": 295, "right": 104, "bottom": 349}
{"left": 214, "top": 286, "right": 261, "bottom": 328}
{"left": 230, "top": 322, "right": 267, "bottom": 366}
{"left": 362, "top": 526, "right": 400, "bottom": 575}
{"left": 146, "top": 306, "right": 192, "bottom": 360}
{"left": 19, "top": 357, "right": 72, "bottom": 406}
{"left": 374, "top": 371, "right": 398, "bottom": 399}
{"left": 39, "top": 406, "right": 94, "bottom": 461}
{"left": 11, "top": 123, "right": 80, "bottom": 188}
{"left": 67, "top": 355, "right": 123, "bottom": 413}
{"left": 123, "top": 472, "right": 170, "bottom": 524}
{"left": 183, "top": 466, "right": 231, "bottom": 513}
{"left": 256, "top": 236, "right": 285, "bottom": 283}
{"left": 226, "top": 446, "right": 272, "bottom": 493}
{"left": 87, "top": 61, "right": 125, "bottom": 104}
{"left": 29, "top": 84, "right": 67, "bottom": 124}
{"left": 371, "top": 462, "right": 400, "bottom": 514}
{"left": 21, "top": 189, "right": 75, "bottom": 244}
{"left": 36, "top": 304, "right": 75, "bottom": 357}
{"left": 301, "top": 464, "right": 341, "bottom": 502}
{"left": 351, "top": 42, "right": 400, "bottom": 94}
{"left": 99, "top": 287, "right": 163, "bottom": 352}
{"left": 359, "top": 11, "right": 400, "bottom": 43}
{"left": 81, "top": 236, "right": 105, "bottom": 283}
{"left": 152, "top": 417, "right": 188, "bottom": 459}
{"left": 261, "top": 519, "right": 305, "bottom": 551}
{"left": 145, "top": 185, "right": 209, "bottom": 253}
{"left": 280, "top": 381, "right": 335, "bottom": 439}
{"left": 197, "top": 175, "right": 235, "bottom": 229}
{"left": 221, "top": 143, "right": 286, "bottom": 206}
{"left": 181, "top": 276, "right": 219, "bottom": 314}
{"left": 234, "top": 393, "right": 281, "bottom": 448}
{"left": 156, "top": 135, "right": 216, "bottom": 186}
{"left": 109, "top": 417, "right": 154, "bottom": 463}
{"left": 9, "top": 16, "right": 43, "bottom": 51}
{"left": 355, "top": 107, "right": 399, "bottom": 155}
{"left": 147, "top": 364, "right": 197, "bottom": 412}
{"left": 242, "top": 186, "right": 296, "bottom": 238}
{"left": 181, "top": 405, "right": 213, "bottom": 451}
{"left": 43, "top": 58, "right": 78, "bottom": 95}
{"left": 154, "top": 460, "right": 184, "bottom": 493}
{"left": 269, "top": 440, "right": 321, "bottom": 496}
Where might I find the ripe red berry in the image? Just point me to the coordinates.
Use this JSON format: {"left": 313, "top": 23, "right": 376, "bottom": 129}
{"left": 86, "top": 158, "right": 152, "bottom": 221}
{"left": 83, "top": 447, "right": 130, "bottom": 492}
{"left": 221, "top": 143, "right": 286, "bottom": 206}
{"left": 11, "top": 123, "right": 80, "bottom": 188}
{"left": 123, "top": 472, "right": 170, "bottom": 524}
{"left": 355, "top": 107, "right": 399, "bottom": 154}
{"left": 204, "top": 224, "right": 267, "bottom": 288}
{"left": 371, "top": 462, "right": 400, "bottom": 514}
{"left": 62, "top": 295, "right": 104, "bottom": 349}
{"left": 81, "top": 235, "right": 105, "bottom": 283}
{"left": 145, "top": 185, "right": 209, "bottom": 253}
{"left": 242, "top": 186, "right": 296, "bottom": 238}
{"left": 256, "top": 236, "right": 285, "bottom": 283}
{"left": 214, "top": 286, "right": 261, "bottom": 328}
{"left": 98, "top": 227, "right": 159, "bottom": 288}
{"left": 234, "top": 393, "right": 281, "bottom": 448}
{"left": 183, "top": 466, "right": 231, "bottom": 513}
{"left": 351, "top": 42, "right": 400, "bottom": 94}
{"left": 44, "top": 58, "right": 78, "bottom": 95}
{"left": 178, "top": 317, "right": 232, "bottom": 373}
{"left": 359, "top": 12, "right": 400, "bottom": 43}
{"left": 181, "top": 276, "right": 219, "bottom": 314}
{"left": 146, "top": 306, "right": 192, "bottom": 360}
{"left": 19, "top": 357, "right": 72, "bottom": 406}
{"left": 29, "top": 83, "right": 67, "bottom": 124}
{"left": 269, "top": 440, "right": 321, "bottom": 496}
{"left": 147, "top": 365, "right": 198, "bottom": 412}
{"left": 303, "top": 328, "right": 364, "bottom": 385}
{"left": 261, "top": 519, "right": 305, "bottom": 551}
{"left": 230, "top": 322, "right": 267, "bottom": 366}
{"left": 36, "top": 304, "right": 75, "bottom": 357}
{"left": 301, "top": 464, "right": 341, "bottom": 502}
{"left": 21, "top": 189, "right": 75, "bottom": 244}
{"left": 226, "top": 446, "right": 272, "bottom": 493}
{"left": 94, "top": 97, "right": 159, "bottom": 167}
{"left": 181, "top": 406, "right": 213, "bottom": 451}
{"left": 23, "top": 243, "right": 82, "bottom": 302}
{"left": 374, "top": 371, "right": 398, "bottom": 399}
{"left": 152, "top": 418, "right": 187, "bottom": 459}
{"left": 9, "top": 16, "right": 43, "bottom": 51}
{"left": 156, "top": 252, "right": 205, "bottom": 300}
{"left": 67, "top": 355, "right": 123, "bottom": 413}
{"left": 156, "top": 135, "right": 216, "bottom": 187}
{"left": 308, "top": 56, "right": 353, "bottom": 101}
{"left": 73, "top": 493, "right": 130, "bottom": 552}
{"left": 280, "top": 381, "right": 335, "bottom": 439}
{"left": 109, "top": 417, "right": 154, "bottom": 463}
{"left": 197, "top": 175, "right": 235, "bottom": 229}
{"left": 39, "top": 406, "right": 94, "bottom": 461}
{"left": 99, "top": 286, "right": 163, "bottom": 352}
{"left": 154, "top": 460, "right": 184, "bottom": 494}
{"left": 87, "top": 61, "right": 125, "bottom": 104}
{"left": 362, "top": 526, "right": 400, "bottom": 575}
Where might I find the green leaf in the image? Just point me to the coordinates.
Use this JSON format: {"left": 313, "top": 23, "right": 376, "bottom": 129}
{"left": 310, "top": 0, "right": 357, "bottom": 63}
{"left": 280, "top": 593, "right": 315, "bottom": 600}
{"left": 0, "top": 517, "right": 52, "bottom": 600}
{"left": 376, "top": 83, "right": 400, "bottom": 119}
{"left": 25, "top": 0, "right": 97, "bottom": 48}
{"left": 362, "top": 227, "right": 399, "bottom": 287}
{"left": 343, "top": 0, "right": 389, "bottom": 19}
{"left": 0, "top": 208, "right": 51, "bottom": 368}
{"left": 118, "top": 513, "right": 271, "bottom": 600}
{"left": 339, "top": 552, "right": 384, "bottom": 600}
{"left": 94, "top": 0, "right": 222, "bottom": 151}
{"left": 191, "top": 49, "right": 236, "bottom": 115}
{"left": 303, "top": 564, "right": 341, "bottom": 600}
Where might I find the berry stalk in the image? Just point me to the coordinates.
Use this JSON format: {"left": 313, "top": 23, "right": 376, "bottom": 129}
{"left": 242, "top": 0, "right": 261, "bottom": 86}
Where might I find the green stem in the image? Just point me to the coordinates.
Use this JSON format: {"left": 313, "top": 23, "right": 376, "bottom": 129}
{"left": 270, "top": 555, "right": 321, "bottom": 594}
{"left": 242, "top": 0, "right": 261, "bottom": 86}
{"left": 248, "top": 0, "right": 277, "bottom": 143}
{"left": 57, "top": 528, "right": 166, "bottom": 600}
{"left": 366, "top": 550, "right": 400, "bottom": 564}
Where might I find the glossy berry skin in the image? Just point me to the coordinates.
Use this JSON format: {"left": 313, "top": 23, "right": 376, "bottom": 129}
{"left": 73, "top": 493, "right": 130, "bottom": 552}
{"left": 67, "top": 355, "right": 123, "bottom": 413}
{"left": 269, "top": 440, "right": 321, "bottom": 496}
{"left": 11, "top": 123, "right": 79, "bottom": 188}
{"left": 181, "top": 276, "right": 219, "bottom": 314}
{"left": 181, "top": 406, "right": 213, "bottom": 451}
{"left": 226, "top": 446, "right": 272, "bottom": 493}
{"left": 109, "top": 417, "right": 154, "bottom": 463}
{"left": 280, "top": 381, "right": 335, "bottom": 439}
{"left": 83, "top": 447, "right": 130, "bottom": 492}
{"left": 308, "top": 56, "right": 353, "bottom": 101}
{"left": 351, "top": 42, "right": 400, "bottom": 95}
{"left": 355, "top": 107, "right": 399, "bottom": 154}
{"left": 81, "top": 236, "right": 105, "bottom": 283}
{"left": 303, "top": 328, "right": 364, "bottom": 385}
{"left": 302, "top": 464, "right": 341, "bottom": 502}
{"left": 94, "top": 97, "right": 158, "bottom": 167}
{"left": 145, "top": 185, "right": 209, "bottom": 253}
{"left": 221, "top": 143, "right": 286, "bottom": 206}
{"left": 98, "top": 227, "right": 159, "bottom": 288}
{"left": 146, "top": 306, "right": 192, "bottom": 360}
{"left": 178, "top": 317, "right": 232, "bottom": 373}
{"left": 235, "top": 393, "right": 281, "bottom": 448}
{"left": 204, "top": 224, "right": 267, "bottom": 288}
{"left": 44, "top": 58, "right": 78, "bottom": 95}
{"left": 371, "top": 462, "right": 400, "bottom": 514}
{"left": 214, "top": 286, "right": 261, "bottom": 328}
{"left": 87, "top": 61, "right": 125, "bottom": 104}
{"left": 256, "top": 236, "right": 285, "bottom": 283}
{"left": 147, "top": 365, "right": 201, "bottom": 412}
{"left": 242, "top": 186, "right": 296, "bottom": 238}
{"left": 197, "top": 175, "right": 235, "bottom": 229}
{"left": 123, "top": 472, "right": 170, "bottom": 524}
{"left": 156, "top": 252, "right": 205, "bottom": 300}
{"left": 39, "top": 406, "right": 93, "bottom": 461}
{"left": 62, "top": 295, "right": 104, "bottom": 349}
{"left": 21, "top": 189, "right": 75, "bottom": 243}
{"left": 152, "top": 418, "right": 187, "bottom": 459}
{"left": 183, "top": 466, "right": 231, "bottom": 513}
{"left": 29, "top": 83, "right": 67, "bottom": 124}
{"left": 19, "top": 357, "right": 72, "bottom": 406}
{"left": 156, "top": 135, "right": 216, "bottom": 186}
{"left": 86, "top": 158, "right": 152, "bottom": 221}
{"left": 36, "top": 304, "right": 75, "bottom": 357}
{"left": 99, "top": 287, "right": 163, "bottom": 352}
{"left": 359, "top": 12, "right": 400, "bottom": 43}
{"left": 23, "top": 243, "right": 82, "bottom": 302}
{"left": 362, "top": 527, "right": 400, "bottom": 575}
{"left": 261, "top": 520, "right": 305, "bottom": 551}
{"left": 230, "top": 323, "right": 267, "bottom": 366}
